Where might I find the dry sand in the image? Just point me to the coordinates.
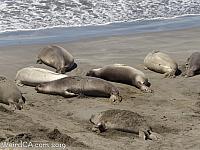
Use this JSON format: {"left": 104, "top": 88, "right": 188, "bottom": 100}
{"left": 0, "top": 27, "right": 199, "bottom": 150}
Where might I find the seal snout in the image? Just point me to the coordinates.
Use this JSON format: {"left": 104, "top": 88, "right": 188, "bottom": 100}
{"left": 86, "top": 70, "right": 95, "bottom": 76}
{"left": 110, "top": 94, "right": 122, "bottom": 103}
{"left": 141, "top": 85, "right": 153, "bottom": 93}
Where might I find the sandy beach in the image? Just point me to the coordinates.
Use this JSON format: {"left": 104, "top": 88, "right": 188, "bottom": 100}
{"left": 0, "top": 27, "right": 200, "bottom": 150}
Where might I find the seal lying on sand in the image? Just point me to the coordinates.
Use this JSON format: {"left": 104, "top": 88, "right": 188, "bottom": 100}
{"left": 90, "top": 109, "right": 160, "bottom": 140}
{"left": 184, "top": 52, "right": 200, "bottom": 77}
{"left": 0, "top": 76, "right": 25, "bottom": 110}
{"left": 35, "top": 76, "right": 122, "bottom": 103}
{"left": 37, "top": 45, "right": 76, "bottom": 73}
{"left": 15, "top": 67, "right": 68, "bottom": 87}
{"left": 144, "top": 50, "right": 178, "bottom": 78}
{"left": 86, "top": 64, "right": 152, "bottom": 93}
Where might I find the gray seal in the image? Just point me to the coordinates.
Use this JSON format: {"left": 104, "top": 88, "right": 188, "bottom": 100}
{"left": 35, "top": 76, "right": 122, "bottom": 103}
{"left": 0, "top": 76, "right": 25, "bottom": 110}
{"left": 37, "top": 45, "right": 76, "bottom": 73}
{"left": 15, "top": 67, "right": 68, "bottom": 87}
{"left": 86, "top": 64, "right": 152, "bottom": 93}
{"left": 144, "top": 50, "right": 178, "bottom": 78}
{"left": 90, "top": 109, "right": 161, "bottom": 141}
{"left": 184, "top": 52, "right": 200, "bottom": 77}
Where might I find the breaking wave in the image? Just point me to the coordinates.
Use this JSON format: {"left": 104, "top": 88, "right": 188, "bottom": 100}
{"left": 0, "top": 0, "right": 200, "bottom": 33}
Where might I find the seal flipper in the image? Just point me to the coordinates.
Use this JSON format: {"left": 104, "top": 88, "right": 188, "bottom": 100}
{"left": 7, "top": 99, "right": 18, "bottom": 110}
{"left": 15, "top": 80, "right": 24, "bottom": 87}
{"left": 63, "top": 90, "right": 78, "bottom": 97}
{"left": 148, "top": 131, "right": 161, "bottom": 141}
{"left": 139, "top": 130, "right": 161, "bottom": 141}
{"left": 164, "top": 71, "right": 176, "bottom": 78}
{"left": 21, "top": 96, "right": 26, "bottom": 103}
{"left": 139, "top": 130, "right": 147, "bottom": 140}
{"left": 92, "top": 122, "right": 107, "bottom": 133}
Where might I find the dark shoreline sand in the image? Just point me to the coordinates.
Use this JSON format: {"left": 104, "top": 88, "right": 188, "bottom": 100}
{"left": 0, "top": 27, "right": 200, "bottom": 149}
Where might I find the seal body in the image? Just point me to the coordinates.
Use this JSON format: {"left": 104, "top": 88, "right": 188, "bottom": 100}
{"left": 144, "top": 50, "right": 178, "bottom": 78}
{"left": 35, "top": 76, "right": 122, "bottom": 103}
{"left": 90, "top": 109, "right": 159, "bottom": 140}
{"left": 37, "top": 45, "right": 75, "bottom": 73}
{"left": 0, "top": 76, "right": 25, "bottom": 110}
{"left": 86, "top": 64, "right": 152, "bottom": 93}
{"left": 185, "top": 52, "right": 200, "bottom": 77}
{"left": 15, "top": 67, "right": 68, "bottom": 86}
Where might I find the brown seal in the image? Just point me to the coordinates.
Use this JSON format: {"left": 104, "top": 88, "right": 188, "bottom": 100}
{"left": 90, "top": 109, "right": 161, "bottom": 141}
{"left": 35, "top": 76, "right": 122, "bottom": 103}
{"left": 86, "top": 64, "right": 152, "bottom": 93}
{"left": 144, "top": 50, "right": 178, "bottom": 78}
{"left": 184, "top": 52, "right": 200, "bottom": 77}
{"left": 37, "top": 45, "right": 76, "bottom": 73}
{"left": 0, "top": 76, "right": 25, "bottom": 110}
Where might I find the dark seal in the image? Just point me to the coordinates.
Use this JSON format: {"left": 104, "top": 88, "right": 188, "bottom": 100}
{"left": 35, "top": 76, "right": 122, "bottom": 103}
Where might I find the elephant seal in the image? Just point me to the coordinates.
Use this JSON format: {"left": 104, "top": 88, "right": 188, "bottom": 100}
{"left": 90, "top": 109, "right": 160, "bottom": 141}
{"left": 0, "top": 76, "right": 25, "bottom": 110}
{"left": 184, "top": 52, "right": 200, "bottom": 77}
{"left": 144, "top": 50, "right": 178, "bottom": 78}
{"left": 35, "top": 76, "right": 122, "bottom": 103}
{"left": 86, "top": 64, "right": 152, "bottom": 93}
{"left": 37, "top": 45, "right": 76, "bottom": 73}
{"left": 15, "top": 67, "right": 68, "bottom": 87}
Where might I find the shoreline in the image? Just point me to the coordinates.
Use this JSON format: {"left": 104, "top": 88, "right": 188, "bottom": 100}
{"left": 1, "top": 15, "right": 200, "bottom": 47}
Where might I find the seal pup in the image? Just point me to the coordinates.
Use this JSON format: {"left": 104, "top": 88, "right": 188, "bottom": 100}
{"left": 144, "top": 50, "right": 178, "bottom": 78}
{"left": 35, "top": 76, "right": 122, "bottom": 103}
{"left": 90, "top": 109, "right": 160, "bottom": 141}
{"left": 37, "top": 45, "right": 76, "bottom": 73}
{"left": 0, "top": 76, "right": 25, "bottom": 110}
{"left": 184, "top": 52, "right": 200, "bottom": 77}
{"left": 86, "top": 64, "right": 152, "bottom": 93}
{"left": 15, "top": 67, "right": 68, "bottom": 87}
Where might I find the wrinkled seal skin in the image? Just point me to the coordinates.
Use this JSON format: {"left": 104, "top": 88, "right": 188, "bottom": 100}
{"left": 90, "top": 109, "right": 160, "bottom": 141}
{"left": 86, "top": 64, "right": 152, "bottom": 93}
{"left": 15, "top": 67, "right": 68, "bottom": 87}
{"left": 0, "top": 76, "right": 25, "bottom": 110}
{"left": 35, "top": 76, "right": 122, "bottom": 103}
{"left": 185, "top": 52, "right": 200, "bottom": 77}
{"left": 144, "top": 50, "right": 178, "bottom": 78}
{"left": 37, "top": 45, "right": 76, "bottom": 73}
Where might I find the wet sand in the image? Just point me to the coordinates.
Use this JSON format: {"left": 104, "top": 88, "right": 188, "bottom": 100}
{"left": 0, "top": 27, "right": 200, "bottom": 150}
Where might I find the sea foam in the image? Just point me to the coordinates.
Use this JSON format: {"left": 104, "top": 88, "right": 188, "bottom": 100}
{"left": 0, "top": 0, "right": 200, "bottom": 33}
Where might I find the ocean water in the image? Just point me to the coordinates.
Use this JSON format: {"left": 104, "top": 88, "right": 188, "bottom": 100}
{"left": 0, "top": 0, "right": 200, "bottom": 46}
